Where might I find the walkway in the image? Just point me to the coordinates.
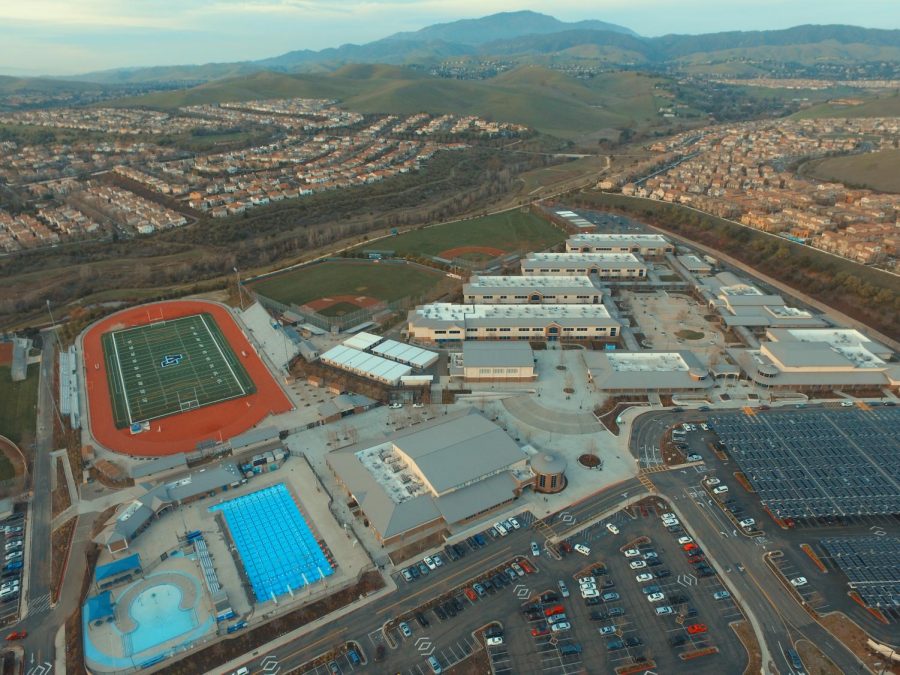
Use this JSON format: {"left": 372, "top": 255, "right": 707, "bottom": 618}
{"left": 502, "top": 395, "right": 602, "bottom": 435}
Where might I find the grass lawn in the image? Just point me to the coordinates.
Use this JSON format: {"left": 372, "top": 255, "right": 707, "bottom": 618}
{"left": 360, "top": 209, "right": 565, "bottom": 258}
{"left": 675, "top": 329, "right": 705, "bottom": 340}
{"left": 0, "top": 364, "right": 39, "bottom": 445}
{"left": 251, "top": 260, "right": 444, "bottom": 307}
{"left": 802, "top": 149, "right": 900, "bottom": 194}
{"left": 318, "top": 302, "right": 364, "bottom": 317}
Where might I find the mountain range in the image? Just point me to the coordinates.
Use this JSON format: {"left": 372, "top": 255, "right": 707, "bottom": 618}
{"left": 67, "top": 12, "right": 900, "bottom": 85}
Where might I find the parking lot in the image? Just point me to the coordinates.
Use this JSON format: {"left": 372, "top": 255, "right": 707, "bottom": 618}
{"left": 0, "top": 512, "right": 26, "bottom": 623}
{"left": 819, "top": 536, "right": 900, "bottom": 622}
{"left": 709, "top": 408, "right": 900, "bottom": 523}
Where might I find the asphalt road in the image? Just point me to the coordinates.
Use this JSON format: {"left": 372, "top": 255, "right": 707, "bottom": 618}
{"left": 18, "top": 328, "right": 58, "bottom": 675}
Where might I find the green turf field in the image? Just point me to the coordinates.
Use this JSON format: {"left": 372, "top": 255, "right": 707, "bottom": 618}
{"left": 251, "top": 260, "right": 444, "bottom": 307}
{"left": 359, "top": 210, "right": 565, "bottom": 258}
{"left": 0, "top": 364, "right": 39, "bottom": 444}
{"left": 101, "top": 313, "right": 255, "bottom": 428}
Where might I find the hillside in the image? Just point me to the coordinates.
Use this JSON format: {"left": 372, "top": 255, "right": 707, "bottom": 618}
{"left": 802, "top": 149, "right": 900, "bottom": 193}
{"left": 69, "top": 19, "right": 900, "bottom": 85}
{"left": 111, "top": 66, "right": 669, "bottom": 139}
{"left": 384, "top": 10, "right": 636, "bottom": 44}
{"left": 791, "top": 93, "right": 900, "bottom": 120}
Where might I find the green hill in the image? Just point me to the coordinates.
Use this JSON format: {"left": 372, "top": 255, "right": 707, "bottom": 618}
{"left": 802, "top": 149, "right": 900, "bottom": 193}
{"left": 791, "top": 93, "right": 900, "bottom": 119}
{"left": 110, "top": 66, "right": 668, "bottom": 138}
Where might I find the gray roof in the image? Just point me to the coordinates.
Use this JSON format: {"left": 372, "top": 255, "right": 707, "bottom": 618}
{"left": 531, "top": 453, "right": 567, "bottom": 475}
{"left": 765, "top": 342, "right": 853, "bottom": 368}
{"left": 229, "top": 426, "right": 280, "bottom": 451}
{"left": 585, "top": 350, "right": 713, "bottom": 392}
{"left": 463, "top": 341, "right": 534, "bottom": 368}
{"left": 128, "top": 453, "right": 187, "bottom": 479}
{"left": 728, "top": 348, "right": 897, "bottom": 387}
{"left": 326, "top": 409, "right": 527, "bottom": 539}
{"left": 434, "top": 472, "right": 518, "bottom": 523}
{"left": 393, "top": 414, "right": 527, "bottom": 494}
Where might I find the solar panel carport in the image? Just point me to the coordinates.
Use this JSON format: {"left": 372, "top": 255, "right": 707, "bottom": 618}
{"left": 820, "top": 536, "right": 900, "bottom": 617}
{"left": 709, "top": 408, "right": 900, "bottom": 522}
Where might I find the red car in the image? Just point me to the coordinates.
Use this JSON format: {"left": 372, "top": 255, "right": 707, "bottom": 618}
{"left": 5, "top": 631, "right": 26, "bottom": 641}
{"left": 682, "top": 543, "right": 699, "bottom": 552}
{"left": 464, "top": 587, "right": 478, "bottom": 602}
{"left": 559, "top": 542, "right": 573, "bottom": 554}
{"left": 544, "top": 604, "right": 564, "bottom": 617}
{"left": 686, "top": 623, "right": 708, "bottom": 635}
{"left": 687, "top": 554, "right": 705, "bottom": 564}
{"left": 531, "top": 626, "right": 550, "bottom": 637}
{"left": 519, "top": 560, "right": 535, "bottom": 574}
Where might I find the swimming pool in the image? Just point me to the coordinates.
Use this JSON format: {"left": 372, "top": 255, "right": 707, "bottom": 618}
{"left": 128, "top": 584, "right": 196, "bottom": 654}
{"left": 211, "top": 483, "right": 334, "bottom": 602}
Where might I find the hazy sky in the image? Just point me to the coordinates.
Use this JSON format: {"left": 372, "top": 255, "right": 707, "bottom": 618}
{"left": 1, "top": 0, "right": 896, "bottom": 76}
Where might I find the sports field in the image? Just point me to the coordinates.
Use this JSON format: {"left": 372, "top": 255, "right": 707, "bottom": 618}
{"left": 357, "top": 210, "right": 565, "bottom": 258}
{"left": 101, "top": 313, "right": 255, "bottom": 428}
{"left": 251, "top": 260, "right": 444, "bottom": 308}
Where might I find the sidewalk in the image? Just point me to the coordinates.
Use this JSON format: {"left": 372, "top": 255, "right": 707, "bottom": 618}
{"left": 211, "top": 571, "right": 397, "bottom": 675}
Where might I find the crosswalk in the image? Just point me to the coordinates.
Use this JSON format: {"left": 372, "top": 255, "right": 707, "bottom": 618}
{"left": 29, "top": 593, "right": 52, "bottom": 616}
{"left": 26, "top": 661, "right": 52, "bottom": 675}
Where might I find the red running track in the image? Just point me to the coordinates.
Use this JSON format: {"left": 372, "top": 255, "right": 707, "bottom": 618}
{"left": 82, "top": 300, "right": 292, "bottom": 457}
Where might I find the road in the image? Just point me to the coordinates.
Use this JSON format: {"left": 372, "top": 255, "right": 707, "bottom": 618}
{"left": 18, "top": 328, "right": 58, "bottom": 675}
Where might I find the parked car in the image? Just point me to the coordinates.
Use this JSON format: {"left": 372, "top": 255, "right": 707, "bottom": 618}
{"left": 790, "top": 577, "right": 808, "bottom": 587}
{"left": 508, "top": 517, "right": 521, "bottom": 530}
{"left": 423, "top": 556, "right": 437, "bottom": 570}
{"left": 550, "top": 621, "right": 571, "bottom": 632}
{"left": 606, "top": 523, "right": 620, "bottom": 535}
{"left": 531, "top": 541, "right": 541, "bottom": 557}
{"left": 713, "top": 590, "right": 731, "bottom": 600}
{"left": 399, "top": 622, "right": 412, "bottom": 638}
{"left": 713, "top": 486, "right": 729, "bottom": 495}
{"left": 432, "top": 554, "right": 444, "bottom": 567}
{"left": 602, "top": 592, "right": 620, "bottom": 602}
{"left": 486, "top": 636, "right": 503, "bottom": 646}
{"left": 655, "top": 606, "right": 673, "bottom": 616}
{"left": 647, "top": 593, "right": 665, "bottom": 603}
{"left": 581, "top": 588, "right": 599, "bottom": 599}
{"left": 677, "top": 536, "right": 693, "bottom": 545}
{"left": 635, "top": 573, "right": 653, "bottom": 582}
{"left": 655, "top": 569, "right": 671, "bottom": 579}
{"left": 623, "top": 548, "right": 641, "bottom": 558}
{"left": 574, "top": 543, "right": 591, "bottom": 556}
{"left": 558, "top": 581, "right": 570, "bottom": 598}
{"left": 511, "top": 562, "right": 524, "bottom": 576}
{"left": 401, "top": 568, "right": 414, "bottom": 583}
{"left": 629, "top": 560, "right": 647, "bottom": 570}
{"left": 599, "top": 625, "right": 617, "bottom": 636}
{"left": 686, "top": 623, "right": 708, "bottom": 635}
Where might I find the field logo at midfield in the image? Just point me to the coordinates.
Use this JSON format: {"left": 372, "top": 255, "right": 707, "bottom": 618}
{"left": 160, "top": 353, "right": 184, "bottom": 368}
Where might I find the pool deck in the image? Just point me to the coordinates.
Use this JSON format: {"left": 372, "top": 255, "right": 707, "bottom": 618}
{"left": 83, "top": 561, "right": 215, "bottom": 673}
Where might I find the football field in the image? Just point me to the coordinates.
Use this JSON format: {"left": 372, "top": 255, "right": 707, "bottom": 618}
{"left": 101, "top": 313, "right": 256, "bottom": 428}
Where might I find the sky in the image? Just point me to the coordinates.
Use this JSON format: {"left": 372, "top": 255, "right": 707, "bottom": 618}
{"left": 0, "top": 0, "right": 897, "bottom": 77}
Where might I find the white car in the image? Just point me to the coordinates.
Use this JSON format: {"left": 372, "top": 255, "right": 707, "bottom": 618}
{"left": 623, "top": 548, "right": 640, "bottom": 558}
{"left": 713, "top": 486, "right": 729, "bottom": 495}
{"left": 577, "top": 576, "right": 595, "bottom": 585}
{"left": 713, "top": 590, "right": 731, "bottom": 600}
{"left": 574, "top": 544, "right": 591, "bottom": 556}
{"left": 677, "top": 536, "right": 693, "bottom": 545}
{"left": 655, "top": 606, "right": 673, "bottom": 616}
{"left": 508, "top": 517, "right": 521, "bottom": 530}
{"left": 433, "top": 554, "right": 444, "bottom": 567}
{"left": 647, "top": 592, "right": 665, "bottom": 602}
{"left": 681, "top": 423, "right": 692, "bottom": 432}
{"left": 705, "top": 477, "right": 721, "bottom": 486}
{"left": 550, "top": 621, "right": 571, "bottom": 632}
{"left": 599, "top": 625, "right": 617, "bottom": 636}
{"left": 629, "top": 560, "right": 647, "bottom": 570}
{"left": 700, "top": 423, "right": 710, "bottom": 431}
{"left": 486, "top": 636, "right": 504, "bottom": 646}
{"left": 581, "top": 588, "right": 600, "bottom": 599}
{"left": 412, "top": 402, "right": 424, "bottom": 408}
{"left": 389, "top": 402, "right": 403, "bottom": 409}
{"left": 790, "top": 577, "right": 808, "bottom": 587}
{"left": 531, "top": 541, "right": 540, "bottom": 557}
{"left": 606, "top": 523, "right": 620, "bottom": 535}
{"left": 423, "top": 556, "right": 437, "bottom": 570}
{"left": 739, "top": 518, "right": 756, "bottom": 529}
{"left": 494, "top": 522, "right": 508, "bottom": 536}
{"left": 635, "top": 573, "right": 653, "bottom": 582}
{"left": 511, "top": 563, "right": 524, "bottom": 577}
{"left": 663, "top": 517, "right": 680, "bottom": 527}
{"left": 661, "top": 512, "right": 677, "bottom": 521}
{"left": 840, "top": 401, "right": 855, "bottom": 407}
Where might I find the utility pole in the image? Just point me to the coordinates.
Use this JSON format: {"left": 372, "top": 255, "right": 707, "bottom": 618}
{"left": 233, "top": 266, "right": 245, "bottom": 311}
{"left": 46, "top": 299, "right": 57, "bottom": 330}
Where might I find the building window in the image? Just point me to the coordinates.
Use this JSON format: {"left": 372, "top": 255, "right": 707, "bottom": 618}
{"left": 539, "top": 475, "right": 546, "bottom": 488}
{"left": 550, "top": 475, "right": 558, "bottom": 488}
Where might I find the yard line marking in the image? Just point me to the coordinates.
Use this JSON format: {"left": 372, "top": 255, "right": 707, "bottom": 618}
{"left": 201, "top": 314, "right": 245, "bottom": 396}
{"left": 110, "top": 333, "right": 134, "bottom": 425}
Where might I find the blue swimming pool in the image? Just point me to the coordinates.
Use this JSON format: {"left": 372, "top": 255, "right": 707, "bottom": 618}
{"left": 128, "top": 584, "right": 196, "bottom": 654}
{"left": 210, "top": 483, "right": 334, "bottom": 602}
